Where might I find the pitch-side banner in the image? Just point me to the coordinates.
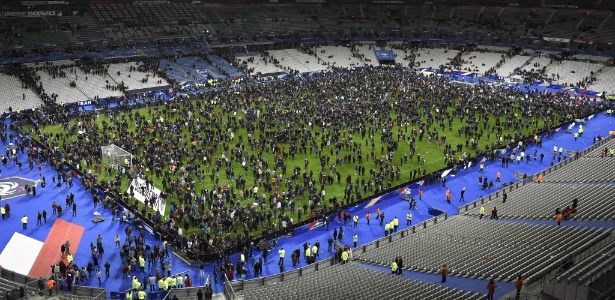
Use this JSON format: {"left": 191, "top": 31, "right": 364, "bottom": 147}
{"left": 127, "top": 178, "right": 166, "bottom": 216}
{"left": 0, "top": 11, "right": 62, "bottom": 17}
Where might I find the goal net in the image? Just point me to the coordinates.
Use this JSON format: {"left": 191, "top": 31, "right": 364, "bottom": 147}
{"left": 101, "top": 144, "right": 132, "bottom": 169}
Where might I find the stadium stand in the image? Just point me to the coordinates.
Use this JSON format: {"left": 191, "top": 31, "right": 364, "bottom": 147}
{"left": 459, "top": 52, "right": 504, "bottom": 76}
{"left": 546, "top": 60, "right": 604, "bottom": 88}
{"left": 46, "top": 14, "right": 108, "bottom": 43}
{"left": 0, "top": 17, "right": 70, "bottom": 47}
{"left": 412, "top": 48, "right": 461, "bottom": 70}
{"left": 267, "top": 49, "right": 328, "bottom": 74}
{"left": 235, "top": 55, "right": 285, "bottom": 76}
{"left": 541, "top": 159, "right": 615, "bottom": 183}
{"left": 92, "top": 3, "right": 211, "bottom": 41}
{"left": 588, "top": 66, "right": 615, "bottom": 95}
{"left": 208, "top": 54, "right": 243, "bottom": 79}
{"left": 174, "top": 56, "right": 223, "bottom": 81}
{"left": 543, "top": 232, "right": 615, "bottom": 300}
{"left": 464, "top": 183, "right": 615, "bottom": 220}
{"left": 351, "top": 43, "right": 379, "bottom": 67}
{"left": 106, "top": 63, "right": 167, "bottom": 91}
{"left": 0, "top": 73, "right": 42, "bottom": 112}
{"left": 518, "top": 56, "right": 553, "bottom": 73}
{"left": 30, "top": 60, "right": 91, "bottom": 103}
{"left": 356, "top": 216, "right": 612, "bottom": 283}
{"left": 313, "top": 46, "right": 364, "bottom": 69}
{"left": 30, "top": 59, "right": 125, "bottom": 102}
{"left": 1, "top": 2, "right": 615, "bottom": 300}
{"left": 495, "top": 55, "right": 533, "bottom": 77}
{"left": 555, "top": 238, "right": 615, "bottom": 285}
{"left": 240, "top": 262, "right": 483, "bottom": 300}
{"left": 159, "top": 59, "right": 191, "bottom": 83}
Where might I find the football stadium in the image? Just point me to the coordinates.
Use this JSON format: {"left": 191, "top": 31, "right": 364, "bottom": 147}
{"left": 0, "top": 0, "right": 614, "bottom": 299}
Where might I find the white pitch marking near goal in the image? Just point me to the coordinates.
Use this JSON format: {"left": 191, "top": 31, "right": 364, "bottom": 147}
{"left": 128, "top": 178, "right": 166, "bottom": 216}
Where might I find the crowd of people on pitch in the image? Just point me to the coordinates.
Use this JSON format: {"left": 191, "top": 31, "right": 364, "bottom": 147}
{"left": 11, "top": 61, "right": 608, "bottom": 270}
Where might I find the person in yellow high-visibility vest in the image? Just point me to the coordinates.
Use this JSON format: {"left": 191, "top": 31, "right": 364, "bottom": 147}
{"left": 157, "top": 278, "right": 164, "bottom": 291}
{"left": 391, "top": 260, "right": 398, "bottom": 274}
{"left": 177, "top": 274, "right": 183, "bottom": 288}
{"left": 162, "top": 277, "right": 170, "bottom": 291}
{"left": 353, "top": 234, "right": 358, "bottom": 247}
{"left": 131, "top": 276, "right": 141, "bottom": 290}
{"left": 139, "top": 256, "right": 145, "bottom": 273}
{"left": 278, "top": 248, "right": 285, "bottom": 265}
{"left": 341, "top": 250, "right": 349, "bottom": 264}
{"left": 165, "top": 276, "right": 174, "bottom": 289}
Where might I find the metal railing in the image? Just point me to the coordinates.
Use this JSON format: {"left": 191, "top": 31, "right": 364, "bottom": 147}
{"left": 222, "top": 212, "right": 449, "bottom": 296}
{"left": 458, "top": 135, "right": 615, "bottom": 217}
{"left": 93, "top": 289, "right": 107, "bottom": 300}
{"left": 223, "top": 273, "right": 238, "bottom": 300}
{"left": 542, "top": 262, "right": 615, "bottom": 300}
{"left": 503, "top": 293, "right": 542, "bottom": 300}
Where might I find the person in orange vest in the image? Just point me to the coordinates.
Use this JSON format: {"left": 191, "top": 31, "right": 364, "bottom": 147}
{"left": 441, "top": 264, "right": 449, "bottom": 282}
{"left": 365, "top": 212, "right": 371, "bottom": 225}
{"left": 445, "top": 189, "right": 451, "bottom": 204}
{"left": 487, "top": 279, "right": 497, "bottom": 300}
{"left": 418, "top": 188, "right": 423, "bottom": 200}
{"left": 537, "top": 173, "right": 543, "bottom": 183}
{"left": 496, "top": 171, "right": 501, "bottom": 182}
{"left": 375, "top": 207, "right": 380, "bottom": 222}
{"left": 556, "top": 212, "right": 563, "bottom": 226}
{"left": 47, "top": 278, "right": 56, "bottom": 296}
{"left": 515, "top": 275, "right": 524, "bottom": 298}
{"left": 490, "top": 206, "right": 498, "bottom": 220}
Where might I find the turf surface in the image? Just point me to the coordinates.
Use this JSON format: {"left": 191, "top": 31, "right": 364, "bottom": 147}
{"left": 27, "top": 92, "right": 550, "bottom": 237}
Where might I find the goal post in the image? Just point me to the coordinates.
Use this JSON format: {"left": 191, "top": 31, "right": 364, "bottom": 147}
{"left": 101, "top": 144, "right": 132, "bottom": 169}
